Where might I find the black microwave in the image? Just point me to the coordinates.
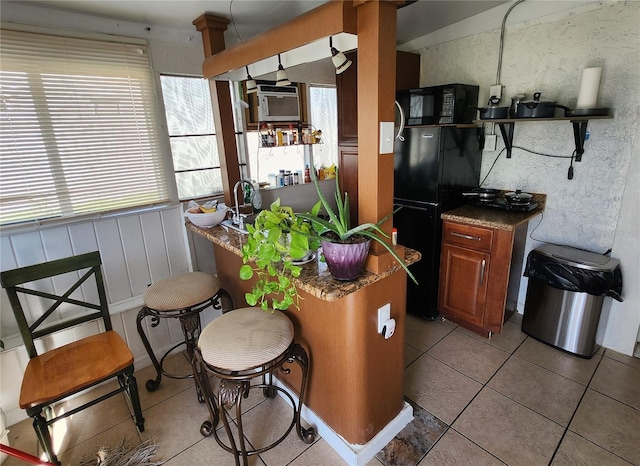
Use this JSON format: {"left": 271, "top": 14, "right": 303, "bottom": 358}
{"left": 396, "top": 84, "right": 479, "bottom": 125}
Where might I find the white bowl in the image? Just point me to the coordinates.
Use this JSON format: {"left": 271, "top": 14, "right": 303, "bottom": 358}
{"left": 185, "top": 206, "right": 228, "bottom": 227}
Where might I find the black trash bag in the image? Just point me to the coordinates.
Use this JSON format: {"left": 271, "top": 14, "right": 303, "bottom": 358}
{"left": 524, "top": 251, "right": 623, "bottom": 302}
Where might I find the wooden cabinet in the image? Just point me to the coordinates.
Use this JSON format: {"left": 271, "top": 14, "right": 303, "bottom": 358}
{"left": 438, "top": 219, "right": 527, "bottom": 337}
{"left": 336, "top": 50, "right": 420, "bottom": 221}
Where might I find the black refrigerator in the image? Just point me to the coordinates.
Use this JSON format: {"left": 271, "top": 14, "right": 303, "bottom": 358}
{"left": 393, "top": 125, "right": 483, "bottom": 319}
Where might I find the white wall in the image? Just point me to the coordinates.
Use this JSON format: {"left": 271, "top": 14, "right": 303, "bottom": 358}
{"left": 406, "top": 0, "right": 639, "bottom": 355}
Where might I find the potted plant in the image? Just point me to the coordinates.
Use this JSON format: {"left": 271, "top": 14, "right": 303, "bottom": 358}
{"left": 239, "top": 169, "right": 417, "bottom": 311}
{"left": 297, "top": 168, "right": 418, "bottom": 284}
{"left": 239, "top": 199, "right": 321, "bottom": 311}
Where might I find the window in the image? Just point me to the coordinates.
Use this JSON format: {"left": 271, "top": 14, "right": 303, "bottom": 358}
{"left": 244, "top": 84, "right": 338, "bottom": 185}
{"left": 0, "top": 29, "right": 170, "bottom": 226}
{"left": 160, "top": 75, "right": 227, "bottom": 200}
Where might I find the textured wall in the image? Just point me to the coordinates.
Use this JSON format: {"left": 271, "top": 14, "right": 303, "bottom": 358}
{"left": 414, "top": 1, "right": 639, "bottom": 354}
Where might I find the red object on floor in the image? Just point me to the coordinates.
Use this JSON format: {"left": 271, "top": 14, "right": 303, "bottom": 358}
{"left": 0, "top": 443, "right": 56, "bottom": 466}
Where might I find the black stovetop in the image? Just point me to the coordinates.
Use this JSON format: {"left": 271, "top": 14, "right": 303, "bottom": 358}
{"left": 470, "top": 197, "right": 538, "bottom": 212}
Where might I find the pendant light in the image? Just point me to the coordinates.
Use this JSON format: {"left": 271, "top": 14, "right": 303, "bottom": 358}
{"left": 275, "top": 54, "right": 291, "bottom": 86}
{"left": 330, "top": 36, "right": 352, "bottom": 74}
{"left": 245, "top": 65, "right": 257, "bottom": 94}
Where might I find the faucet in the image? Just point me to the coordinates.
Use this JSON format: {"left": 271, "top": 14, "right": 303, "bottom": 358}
{"left": 232, "top": 180, "right": 254, "bottom": 229}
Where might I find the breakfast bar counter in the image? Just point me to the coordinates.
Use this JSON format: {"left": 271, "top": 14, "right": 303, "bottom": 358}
{"left": 187, "top": 221, "right": 421, "bottom": 452}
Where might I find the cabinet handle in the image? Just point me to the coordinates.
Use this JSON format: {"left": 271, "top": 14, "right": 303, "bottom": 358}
{"left": 451, "top": 232, "right": 482, "bottom": 241}
{"left": 479, "top": 259, "right": 486, "bottom": 287}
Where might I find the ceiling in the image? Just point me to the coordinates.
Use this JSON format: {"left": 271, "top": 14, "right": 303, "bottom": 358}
{"left": 13, "top": 0, "right": 508, "bottom": 48}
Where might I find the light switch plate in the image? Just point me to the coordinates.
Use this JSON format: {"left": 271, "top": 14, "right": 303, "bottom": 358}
{"left": 380, "top": 122, "right": 395, "bottom": 154}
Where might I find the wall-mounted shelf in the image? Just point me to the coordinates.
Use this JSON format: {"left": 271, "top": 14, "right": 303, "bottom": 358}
{"left": 477, "top": 115, "right": 613, "bottom": 161}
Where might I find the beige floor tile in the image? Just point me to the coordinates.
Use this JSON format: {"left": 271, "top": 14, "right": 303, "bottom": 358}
{"left": 589, "top": 356, "right": 640, "bottom": 409}
{"left": 508, "top": 312, "right": 523, "bottom": 325}
{"left": 488, "top": 356, "right": 585, "bottom": 426}
{"left": 405, "top": 344, "right": 423, "bottom": 367}
{"left": 551, "top": 431, "right": 633, "bottom": 466}
{"left": 135, "top": 351, "right": 197, "bottom": 410}
{"left": 427, "top": 331, "right": 510, "bottom": 383}
{"left": 604, "top": 349, "right": 640, "bottom": 370}
{"left": 140, "top": 387, "right": 210, "bottom": 462}
{"left": 5, "top": 417, "right": 40, "bottom": 464}
{"left": 288, "top": 438, "right": 347, "bottom": 465}
{"left": 165, "top": 426, "right": 265, "bottom": 466}
{"left": 515, "top": 337, "right": 601, "bottom": 385}
{"left": 404, "top": 354, "right": 482, "bottom": 425}
{"left": 438, "top": 315, "right": 458, "bottom": 329}
{"left": 455, "top": 320, "right": 526, "bottom": 354}
{"left": 405, "top": 315, "right": 454, "bottom": 352}
{"left": 453, "top": 387, "right": 564, "bottom": 466}
{"left": 569, "top": 389, "right": 640, "bottom": 464}
{"left": 238, "top": 394, "right": 316, "bottom": 466}
{"left": 58, "top": 419, "right": 142, "bottom": 465}
{"left": 420, "top": 428, "right": 504, "bottom": 466}
{"left": 51, "top": 387, "right": 136, "bottom": 452}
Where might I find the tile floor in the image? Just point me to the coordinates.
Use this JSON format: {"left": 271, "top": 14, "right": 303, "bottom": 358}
{"left": 5, "top": 313, "right": 640, "bottom": 465}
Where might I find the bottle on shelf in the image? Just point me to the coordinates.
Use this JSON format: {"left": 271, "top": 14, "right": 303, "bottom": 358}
{"left": 267, "top": 124, "right": 275, "bottom": 147}
{"left": 304, "top": 165, "right": 311, "bottom": 183}
{"left": 276, "top": 128, "right": 283, "bottom": 146}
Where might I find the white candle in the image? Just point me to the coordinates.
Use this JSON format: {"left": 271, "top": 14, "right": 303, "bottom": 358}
{"left": 577, "top": 67, "right": 602, "bottom": 109}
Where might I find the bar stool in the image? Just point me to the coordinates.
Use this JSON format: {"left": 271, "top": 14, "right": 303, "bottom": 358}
{"left": 136, "top": 271, "right": 232, "bottom": 396}
{"left": 192, "top": 307, "right": 315, "bottom": 465}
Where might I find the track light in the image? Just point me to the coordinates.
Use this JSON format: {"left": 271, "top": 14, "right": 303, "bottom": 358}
{"left": 275, "top": 54, "right": 291, "bottom": 86}
{"left": 245, "top": 65, "right": 257, "bottom": 94}
{"left": 330, "top": 36, "right": 352, "bottom": 74}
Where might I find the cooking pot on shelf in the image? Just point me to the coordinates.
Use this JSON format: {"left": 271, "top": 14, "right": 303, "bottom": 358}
{"left": 515, "top": 92, "right": 558, "bottom": 118}
{"left": 471, "top": 96, "right": 510, "bottom": 120}
{"left": 462, "top": 188, "right": 501, "bottom": 200}
{"left": 504, "top": 190, "right": 533, "bottom": 205}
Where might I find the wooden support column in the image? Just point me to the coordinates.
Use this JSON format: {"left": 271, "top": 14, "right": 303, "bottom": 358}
{"left": 355, "top": 0, "right": 399, "bottom": 273}
{"left": 193, "top": 14, "right": 241, "bottom": 207}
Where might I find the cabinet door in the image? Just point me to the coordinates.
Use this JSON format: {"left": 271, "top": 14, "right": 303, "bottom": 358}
{"left": 438, "top": 243, "right": 490, "bottom": 327}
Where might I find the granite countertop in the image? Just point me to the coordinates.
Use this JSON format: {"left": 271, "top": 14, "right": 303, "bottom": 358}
{"left": 186, "top": 222, "right": 421, "bottom": 302}
{"left": 442, "top": 193, "right": 546, "bottom": 231}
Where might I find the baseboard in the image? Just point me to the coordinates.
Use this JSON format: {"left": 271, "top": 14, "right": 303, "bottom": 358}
{"left": 273, "top": 378, "right": 413, "bottom": 466}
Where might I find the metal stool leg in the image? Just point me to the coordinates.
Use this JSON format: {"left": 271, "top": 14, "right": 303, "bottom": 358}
{"left": 289, "top": 343, "right": 316, "bottom": 443}
{"left": 136, "top": 306, "right": 163, "bottom": 391}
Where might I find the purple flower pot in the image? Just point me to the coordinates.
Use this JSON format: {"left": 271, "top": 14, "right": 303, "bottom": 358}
{"left": 321, "top": 239, "right": 371, "bottom": 281}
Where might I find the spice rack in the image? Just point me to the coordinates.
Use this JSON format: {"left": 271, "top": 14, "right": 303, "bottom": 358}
{"left": 258, "top": 121, "right": 322, "bottom": 148}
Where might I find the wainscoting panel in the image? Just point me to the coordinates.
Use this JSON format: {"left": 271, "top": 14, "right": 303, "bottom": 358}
{"left": 0, "top": 205, "right": 206, "bottom": 425}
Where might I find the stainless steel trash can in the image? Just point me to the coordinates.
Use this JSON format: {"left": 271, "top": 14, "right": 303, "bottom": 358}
{"left": 522, "top": 244, "right": 622, "bottom": 358}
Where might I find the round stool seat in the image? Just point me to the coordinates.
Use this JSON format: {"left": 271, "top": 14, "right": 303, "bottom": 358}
{"left": 198, "top": 307, "right": 293, "bottom": 371}
{"left": 144, "top": 272, "right": 220, "bottom": 311}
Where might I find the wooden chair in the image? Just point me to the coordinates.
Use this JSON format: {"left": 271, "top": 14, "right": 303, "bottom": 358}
{"left": 0, "top": 251, "right": 145, "bottom": 465}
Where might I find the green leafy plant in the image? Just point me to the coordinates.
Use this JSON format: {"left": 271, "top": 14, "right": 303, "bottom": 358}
{"left": 239, "top": 199, "right": 321, "bottom": 311}
{"left": 297, "top": 168, "right": 418, "bottom": 284}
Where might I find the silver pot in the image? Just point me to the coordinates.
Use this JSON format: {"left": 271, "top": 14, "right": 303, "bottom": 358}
{"left": 515, "top": 92, "right": 557, "bottom": 118}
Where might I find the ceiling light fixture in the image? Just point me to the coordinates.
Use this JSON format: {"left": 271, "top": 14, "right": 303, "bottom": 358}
{"left": 245, "top": 65, "right": 257, "bottom": 94}
{"left": 275, "top": 54, "right": 291, "bottom": 86}
{"left": 330, "top": 36, "right": 352, "bottom": 74}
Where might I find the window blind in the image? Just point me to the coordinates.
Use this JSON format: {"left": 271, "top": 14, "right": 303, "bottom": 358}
{"left": 0, "top": 29, "right": 170, "bottom": 226}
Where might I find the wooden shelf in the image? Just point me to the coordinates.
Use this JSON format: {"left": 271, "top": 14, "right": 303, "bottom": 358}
{"left": 475, "top": 115, "right": 614, "bottom": 161}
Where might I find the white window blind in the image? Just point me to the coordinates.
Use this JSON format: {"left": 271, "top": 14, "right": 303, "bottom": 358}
{"left": 0, "top": 29, "right": 170, "bottom": 226}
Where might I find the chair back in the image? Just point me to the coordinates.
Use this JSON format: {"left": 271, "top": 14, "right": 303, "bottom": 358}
{"left": 0, "top": 251, "right": 112, "bottom": 359}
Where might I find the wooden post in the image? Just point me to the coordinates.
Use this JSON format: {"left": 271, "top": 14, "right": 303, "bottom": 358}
{"left": 193, "top": 14, "right": 241, "bottom": 207}
{"left": 355, "top": 0, "right": 399, "bottom": 272}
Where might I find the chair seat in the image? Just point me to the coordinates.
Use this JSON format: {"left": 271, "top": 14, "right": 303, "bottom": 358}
{"left": 143, "top": 272, "right": 221, "bottom": 311}
{"left": 19, "top": 331, "right": 134, "bottom": 409}
{"left": 198, "top": 307, "right": 293, "bottom": 371}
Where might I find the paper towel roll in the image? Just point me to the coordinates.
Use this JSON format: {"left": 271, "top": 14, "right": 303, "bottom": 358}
{"left": 577, "top": 67, "right": 602, "bottom": 109}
